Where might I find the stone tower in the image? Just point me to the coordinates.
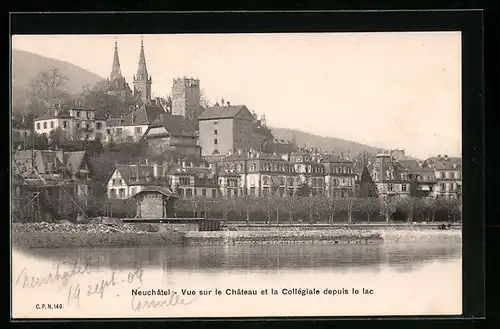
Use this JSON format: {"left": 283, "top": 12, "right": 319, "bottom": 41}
{"left": 133, "top": 38, "right": 152, "bottom": 104}
{"left": 171, "top": 77, "right": 201, "bottom": 120}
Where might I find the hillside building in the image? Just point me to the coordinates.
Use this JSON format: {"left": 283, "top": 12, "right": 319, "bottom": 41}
{"left": 143, "top": 113, "right": 201, "bottom": 159}
{"left": 424, "top": 155, "right": 462, "bottom": 199}
{"left": 321, "top": 154, "right": 356, "bottom": 198}
{"left": 105, "top": 104, "right": 166, "bottom": 142}
{"left": 34, "top": 104, "right": 107, "bottom": 141}
{"left": 198, "top": 103, "right": 258, "bottom": 156}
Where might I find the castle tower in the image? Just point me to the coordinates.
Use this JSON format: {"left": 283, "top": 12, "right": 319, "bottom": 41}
{"left": 172, "top": 77, "right": 201, "bottom": 120}
{"left": 110, "top": 40, "right": 122, "bottom": 81}
{"left": 133, "top": 38, "right": 152, "bottom": 104}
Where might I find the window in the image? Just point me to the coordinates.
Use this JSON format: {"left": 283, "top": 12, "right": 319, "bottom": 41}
{"left": 119, "top": 188, "right": 125, "bottom": 198}
{"left": 212, "top": 189, "right": 217, "bottom": 198}
{"left": 107, "top": 129, "right": 111, "bottom": 134}
{"left": 110, "top": 189, "right": 116, "bottom": 198}
{"left": 250, "top": 187, "right": 256, "bottom": 196}
{"left": 135, "top": 127, "right": 142, "bottom": 134}
{"left": 202, "top": 189, "right": 207, "bottom": 197}
{"left": 214, "top": 129, "right": 218, "bottom": 135}
{"left": 450, "top": 172, "right": 455, "bottom": 179}
{"left": 76, "top": 111, "right": 80, "bottom": 117}
{"left": 186, "top": 189, "right": 193, "bottom": 197}
{"left": 97, "top": 122, "right": 102, "bottom": 129}
{"left": 43, "top": 122, "right": 47, "bottom": 129}
{"left": 214, "top": 139, "right": 218, "bottom": 145}
{"left": 86, "top": 112, "right": 89, "bottom": 119}
{"left": 435, "top": 172, "right": 441, "bottom": 179}
{"left": 116, "top": 128, "right": 122, "bottom": 134}
{"left": 279, "top": 177, "right": 285, "bottom": 186}
{"left": 251, "top": 163, "right": 256, "bottom": 171}
{"left": 402, "top": 184, "right": 407, "bottom": 192}
{"left": 440, "top": 183, "right": 445, "bottom": 191}
{"left": 50, "top": 121, "right": 54, "bottom": 128}
{"left": 76, "top": 123, "right": 80, "bottom": 129}
{"left": 388, "top": 184, "right": 394, "bottom": 192}
{"left": 36, "top": 123, "right": 40, "bottom": 129}
{"left": 179, "top": 189, "right": 185, "bottom": 197}
{"left": 86, "top": 123, "right": 90, "bottom": 130}
{"left": 131, "top": 187, "right": 136, "bottom": 195}
{"left": 194, "top": 189, "right": 197, "bottom": 196}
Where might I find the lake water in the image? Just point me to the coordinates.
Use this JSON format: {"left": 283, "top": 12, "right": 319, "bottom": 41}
{"left": 12, "top": 242, "right": 462, "bottom": 318}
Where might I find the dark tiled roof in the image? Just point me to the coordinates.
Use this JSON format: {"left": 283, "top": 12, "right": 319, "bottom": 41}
{"left": 425, "top": 157, "right": 462, "bottom": 170}
{"left": 396, "top": 159, "right": 434, "bottom": 172}
{"left": 34, "top": 109, "right": 72, "bottom": 121}
{"left": 114, "top": 164, "right": 156, "bottom": 185}
{"left": 148, "top": 114, "right": 197, "bottom": 137}
{"left": 131, "top": 186, "right": 176, "bottom": 199}
{"left": 13, "top": 150, "right": 87, "bottom": 175}
{"left": 106, "top": 104, "right": 166, "bottom": 127}
{"left": 320, "top": 154, "right": 353, "bottom": 163}
{"left": 198, "top": 105, "right": 248, "bottom": 120}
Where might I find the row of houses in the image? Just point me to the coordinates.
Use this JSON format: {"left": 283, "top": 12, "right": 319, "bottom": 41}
{"left": 105, "top": 150, "right": 462, "bottom": 201}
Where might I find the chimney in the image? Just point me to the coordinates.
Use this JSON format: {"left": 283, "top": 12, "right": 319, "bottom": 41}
{"left": 145, "top": 158, "right": 149, "bottom": 165}
{"left": 444, "top": 155, "right": 448, "bottom": 159}
{"left": 182, "top": 160, "right": 186, "bottom": 167}
{"left": 418, "top": 161, "right": 423, "bottom": 168}
{"left": 227, "top": 101, "right": 231, "bottom": 107}
{"left": 221, "top": 98, "right": 225, "bottom": 106}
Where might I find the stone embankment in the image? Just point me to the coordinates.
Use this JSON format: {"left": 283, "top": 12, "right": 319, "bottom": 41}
{"left": 183, "top": 229, "right": 383, "bottom": 245}
{"left": 12, "top": 222, "right": 184, "bottom": 248}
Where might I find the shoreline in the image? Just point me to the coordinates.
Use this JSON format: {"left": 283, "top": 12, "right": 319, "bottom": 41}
{"left": 12, "top": 222, "right": 462, "bottom": 248}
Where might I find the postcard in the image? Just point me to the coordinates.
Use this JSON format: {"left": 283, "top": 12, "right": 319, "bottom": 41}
{"left": 11, "top": 31, "right": 462, "bottom": 318}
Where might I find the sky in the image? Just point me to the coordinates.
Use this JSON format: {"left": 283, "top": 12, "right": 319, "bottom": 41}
{"left": 12, "top": 32, "right": 461, "bottom": 159}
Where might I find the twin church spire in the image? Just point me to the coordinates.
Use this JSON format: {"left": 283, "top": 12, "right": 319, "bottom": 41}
{"left": 109, "top": 37, "right": 152, "bottom": 103}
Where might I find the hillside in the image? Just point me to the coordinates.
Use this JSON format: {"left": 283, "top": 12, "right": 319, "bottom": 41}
{"left": 11, "top": 49, "right": 104, "bottom": 112}
{"left": 270, "top": 127, "right": 382, "bottom": 156}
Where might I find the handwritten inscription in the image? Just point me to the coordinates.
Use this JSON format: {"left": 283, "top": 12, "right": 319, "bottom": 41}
{"left": 67, "top": 266, "right": 144, "bottom": 308}
{"left": 131, "top": 292, "right": 197, "bottom": 312}
{"left": 15, "top": 259, "right": 91, "bottom": 289}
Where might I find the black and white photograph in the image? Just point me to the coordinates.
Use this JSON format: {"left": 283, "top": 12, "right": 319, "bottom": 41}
{"left": 11, "top": 30, "right": 464, "bottom": 318}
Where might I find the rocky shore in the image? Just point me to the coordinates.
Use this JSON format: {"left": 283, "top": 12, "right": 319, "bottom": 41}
{"left": 12, "top": 222, "right": 184, "bottom": 248}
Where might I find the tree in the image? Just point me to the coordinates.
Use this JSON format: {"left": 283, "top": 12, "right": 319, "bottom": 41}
{"left": 358, "top": 197, "right": 379, "bottom": 222}
{"left": 296, "top": 182, "right": 311, "bottom": 197}
{"left": 49, "top": 127, "right": 72, "bottom": 149}
{"left": 33, "top": 133, "right": 49, "bottom": 150}
{"left": 399, "top": 197, "right": 418, "bottom": 223}
{"left": 29, "top": 68, "right": 69, "bottom": 110}
{"left": 237, "top": 196, "right": 261, "bottom": 224}
{"left": 199, "top": 89, "right": 211, "bottom": 108}
{"left": 379, "top": 196, "right": 400, "bottom": 223}
{"left": 321, "top": 195, "right": 342, "bottom": 224}
{"left": 270, "top": 196, "right": 286, "bottom": 224}
{"left": 282, "top": 195, "right": 301, "bottom": 223}
{"left": 173, "top": 198, "right": 190, "bottom": 217}
{"left": 339, "top": 197, "right": 358, "bottom": 224}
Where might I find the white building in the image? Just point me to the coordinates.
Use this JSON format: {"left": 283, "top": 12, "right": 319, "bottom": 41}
{"left": 105, "top": 104, "right": 165, "bottom": 143}
{"left": 34, "top": 105, "right": 107, "bottom": 141}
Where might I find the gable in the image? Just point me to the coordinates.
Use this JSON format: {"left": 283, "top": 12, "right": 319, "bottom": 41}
{"left": 234, "top": 106, "right": 254, "bottom": 121}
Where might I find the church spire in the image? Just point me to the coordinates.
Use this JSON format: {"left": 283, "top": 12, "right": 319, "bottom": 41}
{"left": 135, "top": 36, "right": 149, "bottom": 81}
{"left": 110, "top": 39, "right": 122, "bottom": 81}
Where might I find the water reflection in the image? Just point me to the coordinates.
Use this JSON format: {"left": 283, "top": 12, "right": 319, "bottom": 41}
{"left": 21, "top": 243, "right": 462, "bottom": 274}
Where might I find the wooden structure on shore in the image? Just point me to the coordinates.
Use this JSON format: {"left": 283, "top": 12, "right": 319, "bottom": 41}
{"left": 11, "top": 154, "right": 88, "bottom": 223}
